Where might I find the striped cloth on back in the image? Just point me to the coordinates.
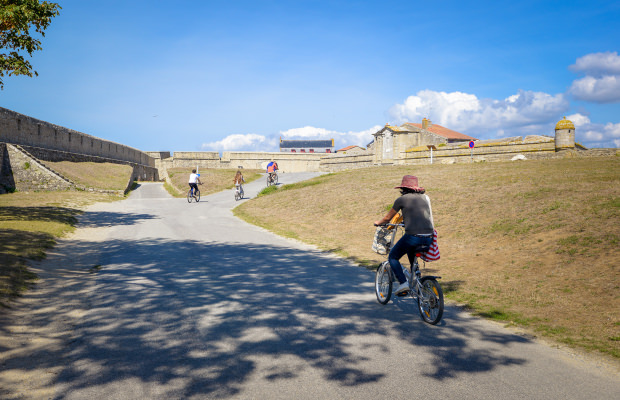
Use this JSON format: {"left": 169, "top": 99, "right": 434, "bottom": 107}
{"left": 421, "top": 229, "right": 440, "bottom": 262}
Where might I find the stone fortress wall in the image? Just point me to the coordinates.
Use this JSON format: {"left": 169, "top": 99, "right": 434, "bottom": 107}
{"left": 153, "top": 127, "right": 617, "bottom": 177}
{"left": 1, "top": 107, "right": 155, "bottom": 167}
{"left": 1, "top": 106, "right": 618, "bottom": 194}
{"left": 0, "top": 107, "right": 158, "bottom": 193}
{"left": 147, "top": 151, "right": 325, "bottom": 179}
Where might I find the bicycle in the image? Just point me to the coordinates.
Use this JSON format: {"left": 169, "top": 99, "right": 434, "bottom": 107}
{"left": 187, "top": 185, "right": 201, "bottom": 203}
{"left": 234, "top": 184, "right": 244, "bottom": 201}
{"left": 266, "top": 172, "right": 278, "bottom": 186}
{"left": 374, "top": 223, "right": 444, "bottom": 325}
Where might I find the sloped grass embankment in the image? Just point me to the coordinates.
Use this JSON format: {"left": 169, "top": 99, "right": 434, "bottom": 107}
{"left": 45, "top": 161, "right": 134, "bottom": 191}
{"left": 234, "top": 157, "right": 620, "bottom": 360}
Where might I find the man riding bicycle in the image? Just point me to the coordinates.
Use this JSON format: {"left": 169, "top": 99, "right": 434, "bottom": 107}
{"left": 188, "top": 168, "right": 202, "bottom": 197}
{"left": 266, "top": 160, "right": 278, "bottom": 182}
{"left": 374, "top": 175, "right": 434, "bottom": 295}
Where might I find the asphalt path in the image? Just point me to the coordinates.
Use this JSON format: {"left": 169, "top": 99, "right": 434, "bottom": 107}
{"left": 1, "top": 173, "right": 619, "bottom": 399}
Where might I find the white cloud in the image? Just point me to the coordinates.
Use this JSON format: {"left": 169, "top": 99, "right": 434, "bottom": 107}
{"left": 565, "top": 113, "right": 620, "bottom": 148}
{"left": 388, "top": 89, "right": 568, "bottom": 138}
{"left": 201, "top": 125, "right": 382, "bottom": 153}
{"left": 201, "top": 133, "right": 278, "bottom": 152}
{"left": 565, "top": 113, "right": 590, "bottom": 127}
{"left": 569, "top": 52, "right": 620, "bottom": 103}
{"left": 388, "top": 90, "right": 618, "bottom": 148}
{"left": 569, "top": 75, "right": 620, "bottom": 103}
{"left": 280, "top": 125, "right": 382, "bottom": 149}
{"left": 569, "top": 51, "right": 620, "bottom": 76}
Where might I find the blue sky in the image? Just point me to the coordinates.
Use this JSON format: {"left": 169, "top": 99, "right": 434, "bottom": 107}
{"left": 2, "top": 0, "right": 619, "bottom": 151}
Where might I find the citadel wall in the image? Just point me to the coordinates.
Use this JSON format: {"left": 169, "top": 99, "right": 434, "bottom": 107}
{"left": 3, "top": 108, "right": 617, "bottom": 190}
{"left": 0, "top": 107, "right": 155, "bottom": 168}
{"left": 148, "top": 151, "right": 325, "bottom": 178}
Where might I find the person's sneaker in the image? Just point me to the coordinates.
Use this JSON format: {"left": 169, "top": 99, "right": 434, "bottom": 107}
{"left": 395, "top": 281, "right": 409, "bottom": 294}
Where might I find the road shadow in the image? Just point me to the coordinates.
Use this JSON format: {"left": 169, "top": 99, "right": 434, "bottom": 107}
{"left": 76, "top": 210, "right": 159, "bottom": 228}
{"left": 0, "top": 237, "right": 530, "bottom": 399}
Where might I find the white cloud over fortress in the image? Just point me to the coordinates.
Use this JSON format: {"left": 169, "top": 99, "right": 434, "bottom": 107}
{"left": 204, "top": 52, "right": 620, "bottom": 152}
{"left": 569, "top": 52, "right": 620, "bottom": 103}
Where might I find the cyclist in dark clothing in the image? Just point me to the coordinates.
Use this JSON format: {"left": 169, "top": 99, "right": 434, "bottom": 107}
{"left": 374, "top": 175, "right": 434, "bottom": 294}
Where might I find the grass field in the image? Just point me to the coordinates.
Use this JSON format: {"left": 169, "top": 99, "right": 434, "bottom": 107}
{"left": 234, "top": 156, "right": 620, "bottom": 360}
{"left": 165, "top": 167, "right": 263, "bottom": 197}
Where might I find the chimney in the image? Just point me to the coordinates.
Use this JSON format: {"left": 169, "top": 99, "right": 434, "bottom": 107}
{"left": 422, "top": 118, "right": 432, "bottom": 129}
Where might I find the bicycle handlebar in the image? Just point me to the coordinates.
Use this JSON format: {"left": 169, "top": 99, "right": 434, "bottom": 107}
{"left": 374, "top": 223, "right": 404, "bottom": 227}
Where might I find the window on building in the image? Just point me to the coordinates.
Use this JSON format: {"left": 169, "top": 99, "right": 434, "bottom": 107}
{"left": 291, "top": 149, "right": 296, "bottom": 152}
{"left": 326, "top": 149, "right": 331, "bottom": 153}
{"left": 301, "top": 149, "right": 306, "bottom": 153}
{"left": 309, "top": 149, "right": 314, "bottom": 153}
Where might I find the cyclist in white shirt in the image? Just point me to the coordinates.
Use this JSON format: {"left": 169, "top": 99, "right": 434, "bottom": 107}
{"left": 188, "top": 169, "right": 202, "bottom": 197}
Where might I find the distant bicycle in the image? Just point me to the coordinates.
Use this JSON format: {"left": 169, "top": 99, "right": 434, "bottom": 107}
{"left": 187, "top": 184, "right": 201, "bottom": 203}
{"left": 266, "top": 172, "right": 278, "bottom": 186}
{"left": 234, "top": 184, "right": 244, "bottom": 201}
{"left": 374, "top": 223, "right": 444, "bottom": 325}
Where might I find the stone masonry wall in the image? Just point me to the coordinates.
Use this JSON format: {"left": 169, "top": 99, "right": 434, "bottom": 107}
{"left": 5, "top": 144, "right": 73, "bottom": 192}
{"left": 319, "top": 152, "right": 373, "bottom": 172}
{"left": 150, "top": 151, "right": 326, "bottom": 178}
{"left": 0, "top": 143, "right": 15, "bottom": 193}
{"left": 221, "top": 151, "right": 323, "bottom": 172}
{"left": 0, "top": 107, "right": 155, "bottom": 168}
{"left": 21, "top": 144, "right": 159, "bottom": 181}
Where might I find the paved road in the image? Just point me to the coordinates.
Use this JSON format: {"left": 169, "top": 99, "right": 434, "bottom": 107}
{"left": 1, "top": 173, "right": 619, "bottom": 399}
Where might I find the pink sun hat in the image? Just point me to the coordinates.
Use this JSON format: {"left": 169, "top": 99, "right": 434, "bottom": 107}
{"left": 394, "top": 175, "right": 424, "bottom": 191}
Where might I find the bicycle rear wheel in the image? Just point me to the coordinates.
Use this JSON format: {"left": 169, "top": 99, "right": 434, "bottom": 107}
{"left": 417, "top": 277, "right": 444, "bottom": 325}
{"left": 375, "top": 261, "right": 392, "bottom": 305}
{"left": 187, "top": 190, "right": 193, "bottom": 203}
{"left": 266, "top": 175, "right": 271, "bottom": 186}
{"left": 273, "top": 174, "right": 278, "bottom": 185}
{"left": 194, "top": 190, "right": 200, "bottom": 202}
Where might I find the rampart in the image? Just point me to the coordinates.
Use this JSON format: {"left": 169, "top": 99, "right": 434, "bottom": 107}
{"left": 318, "top": 152, "right": 373, "bottom": 171}
{"left": 148, "top": 151, "right": 325, "bottom": 178}
{"left": 0, "top": 107, "right": 155, "bottom": 168}
{"left": 3, "top": 108, "right": 616, "bottom": 189}
{"left": 400, "top": 135, "right": 617, "bottom": 165}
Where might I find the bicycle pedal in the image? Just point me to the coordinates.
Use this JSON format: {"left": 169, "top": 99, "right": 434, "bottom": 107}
{"left": 396, "top": 291, "right": 409, "bottom": 297}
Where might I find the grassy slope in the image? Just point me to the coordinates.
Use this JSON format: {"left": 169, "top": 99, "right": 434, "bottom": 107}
{"left": 234, "top": 156, "right": 620, "bottom": 359}
{"left": 45, "top": 161, "right": 134, "bottom": 191}
{"left": 0, "top": 161, "right": 133, "bottom": 307}
{"left": 165, "top": 168, "right": 264, "bottom": 197}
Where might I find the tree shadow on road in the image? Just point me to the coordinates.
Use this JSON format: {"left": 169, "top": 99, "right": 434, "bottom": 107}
{"left": 0, "top": 237, "right": 529, "bottom": 399}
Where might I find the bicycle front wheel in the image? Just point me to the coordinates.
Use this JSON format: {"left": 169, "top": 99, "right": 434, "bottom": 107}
{"left": 417, "top": 277, "right": 444, "bottom": 325}
{"left": 375, "top": 261, "right": 392, "bottom": 305}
